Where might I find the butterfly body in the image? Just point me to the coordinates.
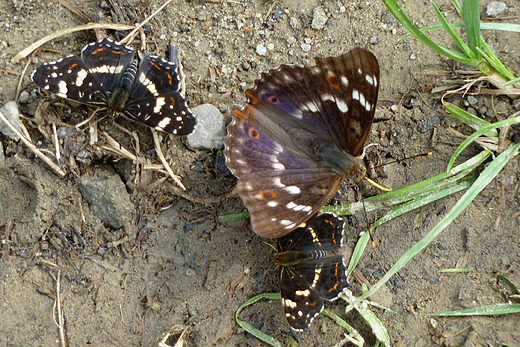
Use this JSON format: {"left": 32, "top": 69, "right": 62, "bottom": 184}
{"left": 224, "top": 48, "right": 380, "bottom": 237}
{"left": 275, "top": 213, "right": 348, "bottom": 331}
{"left": 32, "top": 38, "right": 196, "bottom": 135}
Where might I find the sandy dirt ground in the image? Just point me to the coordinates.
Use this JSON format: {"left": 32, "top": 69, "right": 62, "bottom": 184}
{"left": 0, "top": 0, "right": 519, "bottom": 346}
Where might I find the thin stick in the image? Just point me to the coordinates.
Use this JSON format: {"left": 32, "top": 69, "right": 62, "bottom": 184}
{"left": 0, "top": 109, "right": 66, "bottom": 177}
{"left": 56, "top": 270, "right": 67, "bottom": 347}
{"left": 151, "top": 129, "right": 186, "bottom": 190}
{"left": 12, "top": 23, "right": 135, "bottom": 64}
{"left": 120, "top": 0, "right": 174, "bottom": 45}
{"left": 16, "top": 51, "right": 37, "bottom": 102}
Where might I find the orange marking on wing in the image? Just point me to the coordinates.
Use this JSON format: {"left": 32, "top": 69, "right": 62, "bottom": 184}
{"left": 91, "top": 48, "right": 105, "bottom": 55}
{"left": 327, "top": 73, "right": 341, "bottom": 90}
{"left": 268, "top": 95, "right": 280, "bottom": 105}
{"left": 258, "top": 190, "right": 277, "bottom": 200}
{"left": 170, "top": 96, "right": 176, "bottom": 106}
{"left": 70, "top": 63, "right": 79, "bottom": 69}
{"left": 328, "top": 264, "right": 340, "bottom": 292}
{"left": 248, "top": 127, "right": 260, "bottom": 140}
{"left": 232, "top": 106, "right": 256, "bottom": 121}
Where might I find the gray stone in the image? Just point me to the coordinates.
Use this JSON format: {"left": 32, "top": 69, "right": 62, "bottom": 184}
{"left": 0, "top": 101, "right": 22, "bottom": 140}
{"left": 78, "top": 170, "right": 134, "bottom": 230}
{"left": 187, "top": 104, "right": 226, "bottom": 150}
{"left": 18, "top": 91, "right": 30, "bottom": 104}
{"left": 466, "top": 95, "right": 477, "bottom": 106}
{"left": 311, "top": 6, "right": 327, "bottom": 30}
{"left": 486, "top": 2, "right": 506, "bottom": 17}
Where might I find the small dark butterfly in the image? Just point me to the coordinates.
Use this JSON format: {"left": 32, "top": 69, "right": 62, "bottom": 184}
{"left": 224, "top": 48, "right": 380, "bottom": 237}
{"left": 32, "top": 38, "right": 196, "bottom": 135}
{"left": 275, "top": 212, "right": 348, "bottom": 331}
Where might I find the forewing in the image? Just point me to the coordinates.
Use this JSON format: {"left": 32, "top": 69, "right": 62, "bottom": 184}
{"left": 31, "top": 55, "right": 107, "bottom": 106}
{"left": 81, "top": 38, "right": 135, "bottom": 94}
{"left": 280, "top": 267, "right": 323, "bottom": 331}
{"left": 128, "top": 55, "right": 181, "bottom": 98}
{"left": 249, "top": 48, "right": 379, "bottom": 156}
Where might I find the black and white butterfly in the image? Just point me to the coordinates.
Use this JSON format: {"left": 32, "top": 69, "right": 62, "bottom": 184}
{"left": 274, "top": 213, "right": 349, "bottom": 331}
{"left": 32, "top": 38, "right": 196, "bottom": 135}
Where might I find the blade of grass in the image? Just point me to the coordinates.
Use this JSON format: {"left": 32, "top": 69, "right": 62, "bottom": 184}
{"left": 431, "top": 0, "right": 473, "bottom": 58}
{"left": 235, "top": 293, "right": 283, "bottom": 347}
{"left": 462, "top": 0, "right": 481, "bottom": 59}
{"left": 380, "top": 0, "right": 476, "bottom": 64}
{"left": 361, "top": 143, "right": 520, "bottom": 300}
{"left": 443, "top": 102, "right": 497, "bottom": 136}
{"left": 446, "top": 112, "right": 520, "bottom": 171}
{"left": 321, "top": 309, "right": 364, "bottom": 346}
{"left": 430, "top": 304, "right": 520, "bottom": 316}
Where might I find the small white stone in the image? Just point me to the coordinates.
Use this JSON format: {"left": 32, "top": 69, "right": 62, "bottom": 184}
{"left": 410, "top": 53, "right": 416, "bottom": 60}
{"left": 256, "top": 43, "right": 267, "bottom": 56}
{"left": 301, "top": 43, "right": 311, "bottom": 52}
{"left": 267, "top": 43, "right": 274, "bottom": 50}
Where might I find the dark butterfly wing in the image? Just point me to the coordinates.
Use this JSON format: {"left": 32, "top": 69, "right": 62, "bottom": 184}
{"left": 280, "top": 267, "right": 323, "bottom": 332}
{"left": 80, "top": 38, "right": 135, "bottom": 95}
{"left": 225, "top": 111, "right": 342, "bottom": 238}
{"left": 296, "top": 255, "right": 348, "bottom": 301}
{"left": 123, "top": 55, "right": 196, "bottom": 135}
{"left": 31, "top": 55, "right": 107, "bottom": 106}
{"left": 128, "top": 55, "right": 181, "bottom": 97}
{"left": 250, "top": 48, "right": 379, "bottom": 157}
{"left": 278, "top": 213, "right": 345, "bottom": 252}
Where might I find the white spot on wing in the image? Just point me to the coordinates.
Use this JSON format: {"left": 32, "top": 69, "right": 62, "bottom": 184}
{"left": 57, "top": 80, "right": 68, "bottom": 98}
{"left": 285, "top": 186, "right": 301, "bottom": 194}
{"left": 75, "top": 69, "right": 88, "bottom": 87}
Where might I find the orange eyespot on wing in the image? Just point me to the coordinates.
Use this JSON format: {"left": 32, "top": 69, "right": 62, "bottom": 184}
{"left": 259, "top": 190, "right": 277, "bottom": 200}
{"left": 248, "top": 127, "right": 260, "bottom": 139}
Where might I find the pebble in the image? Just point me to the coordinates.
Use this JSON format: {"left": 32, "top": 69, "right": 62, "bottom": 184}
{"left": 187, "top": 104, "right": 227, "bottom": 150}
{"left": 410, "top": 53, "right": 416, "bottom": 60}
{"left": 369, "top": 36, "right": 378, "bottom": 44}
{"left": 301, "top": 43, "right": 311, "bottom": 52}
{"left": 466, "top": 95, "right": 477, "bottom": 106}
{"left": 418, "top": 116, "right": 440, "bottom": 133}
{"left": 339, "top": 6, "right": 346, "bottom": 13}
{"left": 256, "top": 43, "right": 267, "bottom": 56}
{"left": 273, "top": 8, "right": 280, "bottom": 20}
{"left": 0, "top": 101, "right": 22, "bottom": 140}
{"left": 78, "top": 170, "right": 134, "bottom": 230}
{"left": 18, "top": 91, "right": 29, "bottom": 104}
{"left": 289, "top": 17, "right": 298, "bottom": 29}
{"left": 241, "top": 62, "right": 250, "bottom": 70}
{"left": 267, "top": 43, "right": 274, "bottom": 50}
{"left": 486, "top": 2, "right": 506, "bottom": 17}
{"left": 287, "top": 36, "right": 297, "bottom": 44}
{"left": 311, "top": 6, "right": 327, "bottom": 30}
{"left": 180, "top": 23, "right": 190, "bottom": 32}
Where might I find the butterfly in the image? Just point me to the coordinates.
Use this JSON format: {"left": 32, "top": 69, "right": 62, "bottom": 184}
{"left": 224, "top": 48, "right": 380, "bottom": 237}
{"left": 31, "top": 38, "right": 196, "bottom": 135}
{"left": 275, "top": 212, "right": 348, "bottom": 331}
